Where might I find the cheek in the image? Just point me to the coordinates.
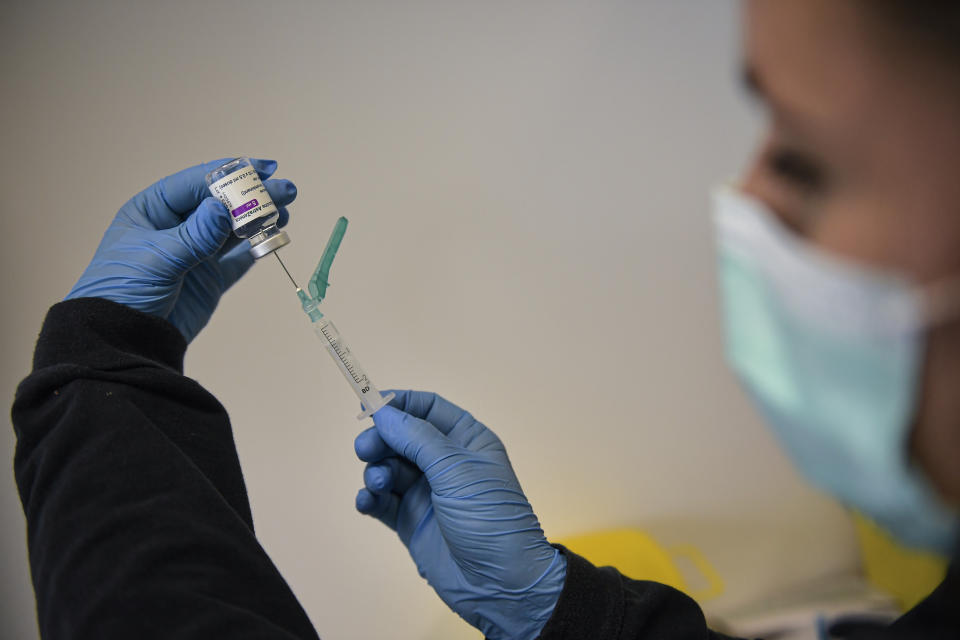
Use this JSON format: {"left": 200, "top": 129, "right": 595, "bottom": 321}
{"left": 806, "top": 196, "right": 905, "bottom": 271}
{"left": 895, "top": 179, "right": 960, "bottom": 283}
{"left": 911, "top": 321, "right": 960, "bottom": 502}
{"left": 810, "top": 183, "right": 960, "bottom": 283}
{"left": 828, "top": 102, "right": 960, "bottom": 282}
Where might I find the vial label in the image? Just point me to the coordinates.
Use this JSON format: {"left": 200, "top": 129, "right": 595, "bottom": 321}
{"left": 208, "top": 167, "right": 278, "bottom": 230}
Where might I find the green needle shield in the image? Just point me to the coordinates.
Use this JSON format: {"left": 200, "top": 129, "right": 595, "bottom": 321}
{"left": 309, "top": 216, "right": 348, "bottom": 302}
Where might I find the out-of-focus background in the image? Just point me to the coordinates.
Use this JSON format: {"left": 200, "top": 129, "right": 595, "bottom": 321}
{"left": 1, "top": 1, "right": 866, "bottom": 638}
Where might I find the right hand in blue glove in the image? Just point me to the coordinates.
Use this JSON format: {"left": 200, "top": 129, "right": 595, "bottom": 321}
{"left": 354, "top": 391, "right": 567, "bottom": 640}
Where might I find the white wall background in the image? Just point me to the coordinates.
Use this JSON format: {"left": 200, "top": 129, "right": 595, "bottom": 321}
{"left": 1, "top": 2, "right": 858, "bottom": 638}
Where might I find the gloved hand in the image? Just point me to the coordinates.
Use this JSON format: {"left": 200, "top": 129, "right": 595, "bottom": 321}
{"left": 65, "top": 158, "right": 297, "bottom": 343}
{"left": 354, "top": 391, "right": 567, "bottom": 640}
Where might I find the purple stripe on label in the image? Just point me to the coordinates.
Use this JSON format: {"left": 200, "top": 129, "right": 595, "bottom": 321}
{"left": 231, "top": 199, "right": 259, "bottom": 218}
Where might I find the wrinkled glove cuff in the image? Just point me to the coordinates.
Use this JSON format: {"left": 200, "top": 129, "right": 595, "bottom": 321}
{"left": 475, "top": 546, "right": 567, "bottom": 640}
{"left": 535, "top": 545, "right": 623, "bottom": 639}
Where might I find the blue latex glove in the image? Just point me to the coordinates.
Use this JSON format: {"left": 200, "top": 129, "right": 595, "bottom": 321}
{"left": 65, "top": 158, "right": 297, "bottom": 343}
{"left": 354, "top": 391, "right": 567, "bottom": 640}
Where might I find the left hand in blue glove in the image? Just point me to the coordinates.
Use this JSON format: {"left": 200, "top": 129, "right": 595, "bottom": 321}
{"left": 66, "top": 158, "right": 297, "bottom": 343}
{"left": 354, "top": 391, "right": 567, "bottom": 640}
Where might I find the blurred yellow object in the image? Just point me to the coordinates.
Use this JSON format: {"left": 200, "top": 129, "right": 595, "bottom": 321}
{"left": 557, "top": 529, "right": 724, "bottom": 601}
{"left": 853, "top": 513, "right": 948, "bottom": 611}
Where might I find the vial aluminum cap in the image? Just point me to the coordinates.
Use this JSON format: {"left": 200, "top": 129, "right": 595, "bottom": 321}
{"left": 249, "top": 230, "right": 291, "bottom": 259}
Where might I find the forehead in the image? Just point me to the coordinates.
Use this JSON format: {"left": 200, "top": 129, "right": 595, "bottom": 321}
{"left": 743, "top": 0, "right": 884, "bottom": 130}
{"left": 743, "top": 1, "right": 960, "bottom": 171}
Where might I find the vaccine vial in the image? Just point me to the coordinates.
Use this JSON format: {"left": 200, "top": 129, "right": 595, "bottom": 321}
{"left": 205, "top": 157, "right": 290, "bottom": 259}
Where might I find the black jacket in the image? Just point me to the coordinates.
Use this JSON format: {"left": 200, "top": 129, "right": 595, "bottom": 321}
{"left": 12, "top": 299, "right": 958, "bottom": 639}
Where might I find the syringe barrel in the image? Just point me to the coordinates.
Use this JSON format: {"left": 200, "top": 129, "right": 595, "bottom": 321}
{"left": 310, "top": 316, "right": 393, "bottom": 419}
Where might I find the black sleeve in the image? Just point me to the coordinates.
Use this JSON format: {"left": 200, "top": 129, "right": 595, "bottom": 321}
{"left": 11, "top": 299, "right": 321, "bottom": 640}
{"left": 537, "top": 547, "right": 745, "bottom": 640}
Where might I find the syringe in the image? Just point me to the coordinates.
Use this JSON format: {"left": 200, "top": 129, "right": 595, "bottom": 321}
{"left": 297, "top": 287, "right": 394, "bottom": 419}
{"left": 274, "top": 240, "right": 394, "bottom": 420}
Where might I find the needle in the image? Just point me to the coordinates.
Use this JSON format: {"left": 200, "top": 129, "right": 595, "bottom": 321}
{"left": 274, "top": 251, "right": 299, "bottom": 289}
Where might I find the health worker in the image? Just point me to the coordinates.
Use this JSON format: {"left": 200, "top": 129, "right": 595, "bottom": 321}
{"left": 11, "top": 1, "right": 960, "bottom": 639}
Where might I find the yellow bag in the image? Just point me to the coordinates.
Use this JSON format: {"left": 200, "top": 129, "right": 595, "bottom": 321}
{"left": 557, "top": 528, "right": 725, "bottom": 601}
{"left": 852, "top": 514, "right": 948, "bottom": 611}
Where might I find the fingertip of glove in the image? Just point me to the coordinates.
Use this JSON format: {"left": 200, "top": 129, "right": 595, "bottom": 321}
{"left": 354, "top": 425, "right": 375, "bottom": 455}
{"left": 371, "top": 404, "right": 402, "bottom": 429}
{"left": 251, "top": 158, "right": 278, "bottom": 174}
{"left": 364, "top": 464, "right": 388, "bottom": 492}
{"left": 194, "top": 198, "right": 232, "bottom": 238}
{"left": 384, "top": 389, "right": 407, "bottom": 409}
{"left": 356, "top": 489, "right": 374, "bottom": 513}
{"left": 203, "top": 196, "right": 231, "bottom": 224}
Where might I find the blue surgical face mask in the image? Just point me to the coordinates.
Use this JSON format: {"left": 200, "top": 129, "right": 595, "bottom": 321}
{"left": 713, "top": 186, "right": 959, "bottom": 553}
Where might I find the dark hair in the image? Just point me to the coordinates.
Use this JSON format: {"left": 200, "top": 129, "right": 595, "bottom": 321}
{"left": 865, "top": 1, "right": 960, "bottom": 62}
